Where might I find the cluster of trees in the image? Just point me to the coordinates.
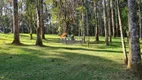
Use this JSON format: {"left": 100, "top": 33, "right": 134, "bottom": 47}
{"left": 0, "top": 0, "right": 141, "bottom": 77}
{"left": 0, "top": 0, "right": 53, "bottom": 35}
{"left": 52, "top": 0, "right": 142, "bottom": 76}
{"left": 11, "top": 0, "right": 43, "bottom": 46}
{"left": 0, "top": 0, "right": 52, "bottom": 45}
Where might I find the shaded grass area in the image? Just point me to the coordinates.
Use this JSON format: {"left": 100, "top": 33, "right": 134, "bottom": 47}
{"left": 0, "top": 33, "right": 140, "bottom": 80}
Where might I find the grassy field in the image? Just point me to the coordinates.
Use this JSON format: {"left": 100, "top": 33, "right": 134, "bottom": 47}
{"left": 0, "top": 33, "right": 140, "bottom": 80}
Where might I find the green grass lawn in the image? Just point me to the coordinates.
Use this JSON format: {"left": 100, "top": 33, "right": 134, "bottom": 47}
{"left": 0, "top": 33, "right": 140, "bottom": 80}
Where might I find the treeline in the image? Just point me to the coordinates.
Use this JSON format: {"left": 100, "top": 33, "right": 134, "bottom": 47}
{"left": 0, "top": 0, "right": 141, "bottom": 41}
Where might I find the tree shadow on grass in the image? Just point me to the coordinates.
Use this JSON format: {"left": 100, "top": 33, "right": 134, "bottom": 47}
{"left": 0, "top": 38, "right": 8, "bottom": 41}
{"left": 7, "top": 44, "right": 122, "bottom": 54}
{"left": 20, "top": 34, "right": 30, "bottom": 37}
{"left": 43, "top": 45, "right": 123, "bottom": 54}
{"left": 43, "top": 38, "right": 59, "bottom": 43}
{"left": 3, "top": 42, "right": 123, "bottom": 56}
{"left": 0, "top": 49, "right": 137, "bottom": 80}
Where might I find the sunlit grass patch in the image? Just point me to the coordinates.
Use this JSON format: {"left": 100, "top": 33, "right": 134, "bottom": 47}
{"left": 0, "top": 33, "right": 140, "bottom": 80}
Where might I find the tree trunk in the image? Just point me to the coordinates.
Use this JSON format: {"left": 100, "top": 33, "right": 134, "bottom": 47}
{"left": 95, "top": 19, "right": 99, "bottom": 42}
{"left": 98, "top": 0, "right": 103, "bottom": 36}
{"left": 41, "top": 0, "right": 45, "bottom": 39}
{"left": 95, "top": 1, "right": 99, "bottom": 42}
{"left": 117, "top": 0, "right": 128, "bottom": 65}
{"left": 128, "top": 0, "right": 142, "bottom": 76}
{"left": 111, "top": 0, "right": 115, "bottom": 37}
{"left": 12, "top": 0, "right": 21, "bottom": 45}
{"left": 86, "top": 12, "right": 89, "bottom": 46}
{"left": 103, "top": 0, "right": 109, "bottom": 46}
{"left": 29, "top": 24, "right": 33, "bottom": 40}
{"left": 82, "top": 12, "right": 86, "bottom": 43}
{"left": 139, "top": 0, "right": 142, "bottom": 39}
{"left": 115, "top": 0, "right": 119, "bottom": 37}
{"left": 36, "top": 0, "right": 43, "bottom": 46}
{"left": 107, "top": 0, "right": 112, "bottom": 42}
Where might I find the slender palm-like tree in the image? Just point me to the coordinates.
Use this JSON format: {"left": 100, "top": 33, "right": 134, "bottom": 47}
{"left": 117, "top": 0, "right": 128, "bottom": 65}
{"left": 103, "top": 0, "right": 109, "bottom": 46}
